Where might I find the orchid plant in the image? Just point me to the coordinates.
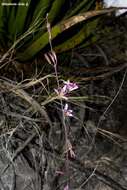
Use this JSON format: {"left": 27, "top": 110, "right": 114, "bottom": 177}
{"left": 44, "top": 19, "right": 79, "bottom": 190}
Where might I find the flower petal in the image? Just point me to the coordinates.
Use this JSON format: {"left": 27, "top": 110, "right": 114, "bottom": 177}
{"left": 64, "top": 103, "right": 68, "bottom": 111}
{"left": 64, "top": 184, "right": 69, "bottom": 190}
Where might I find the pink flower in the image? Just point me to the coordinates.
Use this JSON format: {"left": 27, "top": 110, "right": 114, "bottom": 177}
{"left": 63, "top": 104, "right": 73, "bottom": 117}
{"left": 54, "top": 80, "right": 78, "bottom": 98}
{"left": 64, "top": 184, "right": 69, "bottom": 190}
{"left": 63, "top": 80, "right": 78, "bottom": 92}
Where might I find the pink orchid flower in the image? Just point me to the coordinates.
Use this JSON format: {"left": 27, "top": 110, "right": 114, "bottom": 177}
{"left": 63, "top": 80, "right": 78, "bottom": 92}
{"left": 63, "top": 104, "right": 73, "bottom": 117}
{"left": 54, "top": 80, "right": 78, "bottom": 98}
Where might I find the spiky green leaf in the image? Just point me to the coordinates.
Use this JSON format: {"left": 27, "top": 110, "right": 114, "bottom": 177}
{"left": 17, "top": 8, "right": 117, "bottom": 61}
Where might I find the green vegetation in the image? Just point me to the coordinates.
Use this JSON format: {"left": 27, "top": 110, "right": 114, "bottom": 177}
{"left": 0, "top": 0, "right": 118, "bottom": 62}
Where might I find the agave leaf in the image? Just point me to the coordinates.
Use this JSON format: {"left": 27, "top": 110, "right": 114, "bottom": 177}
{"left": 14, "top": 0, "right": 32, "bottom": 35}
{"left": 27, "top": 0, "right": 54, "bottom": 45}
{"left": 29, "top": 0, "right": 65, "bottom": 41}
{"left": 65, "top": 0, "right": 95, "bottom": 19}
{"left": 17, "top": 8, "right": 118, "bottom": 62}
{"left": 7, "top": 1, "right": 22, "bottom": 44}
{"left": 47, "top": 0, "right": 66, "bottom": 24}
{"left": 0, "top": 0, "right": 7, "bottom": 47}
{"left": 54, "top": 18, "right": 98, "bottom": 53}
{"left": 0, "top": 0, "right": 4, "bottom": 34}
{"left": 80, "top": 0, "right": 96, "bottom": 13}
{"left": 7, "top": 0, "right": 18, "bottom": 39}
{"left": 8, "top": 0, "right": 32, "bottom": 41}
{"left": 32, "top": 0, "right": 53, "bottom": 22}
